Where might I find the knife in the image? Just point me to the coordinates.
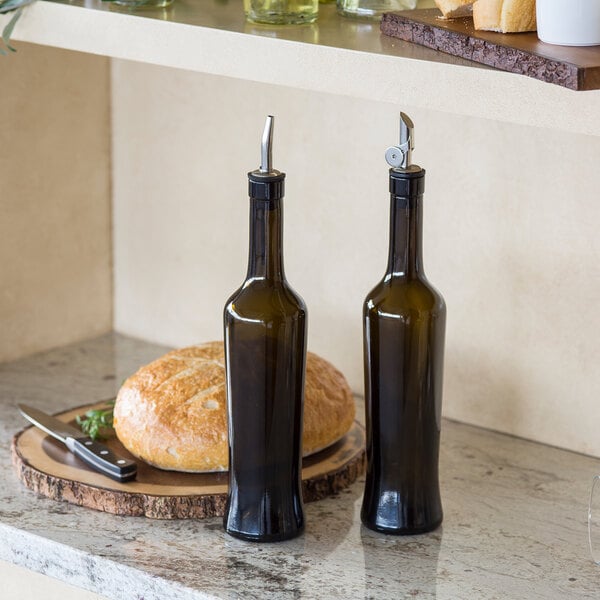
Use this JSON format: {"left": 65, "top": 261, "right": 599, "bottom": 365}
{"left": 18, "top": 404, "right": 137, "bottom": 483}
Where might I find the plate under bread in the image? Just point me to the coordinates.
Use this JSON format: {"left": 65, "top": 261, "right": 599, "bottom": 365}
{"left": 12, "top": 401, "right": 366, "bottom": 519}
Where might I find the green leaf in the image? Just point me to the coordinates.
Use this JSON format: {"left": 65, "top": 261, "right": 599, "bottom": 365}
{"left": 0, "top": 10, "right": 11, "bottom": 53}
{"left": 1, "top": 0, "right": 41, "bottom": 55}
{"left": 76, "top": 401, "right": 116, "bottom": 441}
{"left": 0, "top": 0, "right": 35, "bottom": 14}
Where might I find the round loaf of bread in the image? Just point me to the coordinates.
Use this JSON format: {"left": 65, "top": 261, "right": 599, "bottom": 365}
{"left": 113, "top": 342, "right": 355, "bottom": 472}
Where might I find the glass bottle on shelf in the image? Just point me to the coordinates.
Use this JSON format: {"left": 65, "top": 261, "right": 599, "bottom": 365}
{"left": 112, "top": 0, "right": 173, "bottom": 10}
{"left": 244, "top": 0, "right": 319, "bottom": 24}
{"left": 337, "top": 0, "right": 416, "bottom": 20}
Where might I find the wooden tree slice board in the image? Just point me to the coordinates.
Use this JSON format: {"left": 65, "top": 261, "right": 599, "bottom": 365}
{"left": 381, "top": 9, "right": 600, "bottom": 90}
{"left": 11, "top": 402, "right": 366, "bottom": 519}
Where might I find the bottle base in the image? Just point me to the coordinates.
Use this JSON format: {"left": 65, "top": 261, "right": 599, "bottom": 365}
{"left": 336, "top": 0, "right": 417, "bottom": 19}
{"left": 337, "top": 7, "right": 381, "bottom": 19}
{"left": 361, "top": 516, "right": 442, "bottom": 536}
{"left": 113, "top": 0, "right": 173, "bottom": 8}
{"left": 225, "top": 525, "right": 304, "bottom": 543}
{"left": 245, "top": 11, "right": 318, "bottom": 24}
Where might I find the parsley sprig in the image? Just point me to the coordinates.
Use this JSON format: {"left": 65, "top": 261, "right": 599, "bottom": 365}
{"left": 76, "top": 401, "right": 115, "bottom": 441}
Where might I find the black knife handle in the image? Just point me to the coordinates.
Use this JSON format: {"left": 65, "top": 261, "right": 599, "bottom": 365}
{"left": 68, "top": 437, "right": 137, "bottom": 482}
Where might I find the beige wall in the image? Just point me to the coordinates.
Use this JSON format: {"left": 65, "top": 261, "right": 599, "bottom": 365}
{"left": 3, "top": 46, "right": 598, "bottom": 458}
{"left": 112, "top": 60, "right": 600, "bottom": 457}
{"left": 0, "top": 43, "right": 112, "bottom": 363}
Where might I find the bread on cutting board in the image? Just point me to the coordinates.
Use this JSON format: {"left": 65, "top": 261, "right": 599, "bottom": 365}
{"left": 473, "top": 0, "right": 537, "bottom": 33}
{"left": 434, "top": 0, "right": 474, "bottom": 18}
{"left": 435, "top": 0, "right": 537, "bottom": 33}
{"left": 113, "top": 342, "right": 356, "bottom": 472}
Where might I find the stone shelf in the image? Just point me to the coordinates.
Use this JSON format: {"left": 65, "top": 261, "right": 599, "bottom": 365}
{"left": 3, "top": 0, "right": 600, "bottom": 135}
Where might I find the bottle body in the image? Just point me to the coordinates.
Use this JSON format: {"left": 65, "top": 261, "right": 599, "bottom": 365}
{"left": 224, "top": 194, "right": 307, "bottom": 542}
{"left": 244, "top": 0, "right": 318, "bottom": 24}
{"left": 361, "top": 173, "right": 445, "bottom": 535}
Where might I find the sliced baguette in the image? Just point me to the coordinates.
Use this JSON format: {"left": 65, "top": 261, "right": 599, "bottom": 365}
{"left": 473, "top": 0, "right": 537, "bottom": 33}
{"left": 434, "top": 0, "right": 475, "bottom": 19}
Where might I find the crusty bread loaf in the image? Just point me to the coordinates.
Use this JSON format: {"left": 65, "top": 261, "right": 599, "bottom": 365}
{"left": 434, "top": 0, "right": 474, "bottom": 18}
{"left": 114, "top": 342, "right": 355, "bottom": 472}
{"left": 473, "top": 0, "right": 536, "bottom": 32}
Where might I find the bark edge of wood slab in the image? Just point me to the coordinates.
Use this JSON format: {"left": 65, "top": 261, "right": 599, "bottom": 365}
{"left": 11, "top": 401, "right": 366, "bottom": 519}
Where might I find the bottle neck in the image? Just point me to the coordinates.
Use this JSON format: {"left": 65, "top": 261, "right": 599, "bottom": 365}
{"left": 246, "top": 198, "right": 285, "bottom": 281}
{"left": 386, "top": 194, "right": 424, "bottom": 279}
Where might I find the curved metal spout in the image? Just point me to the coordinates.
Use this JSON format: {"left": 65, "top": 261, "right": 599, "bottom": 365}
{"left": 259, "top": 115, "right": 274, "bottom": 174}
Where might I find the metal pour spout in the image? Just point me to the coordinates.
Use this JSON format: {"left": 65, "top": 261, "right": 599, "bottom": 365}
{"left": 248, "top": 115, "right": 284, "bottom": 198}
{"left": 259, "top": 115, "right": 274, "bottom": 174}
{"left": 385, "top": 112, "right": 415, "bottom": 170}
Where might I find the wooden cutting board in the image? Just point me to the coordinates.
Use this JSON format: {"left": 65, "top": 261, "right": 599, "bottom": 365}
{"left": 381, "top": 9, "right": 600, "bottom": 90}
{"left": 11, "top": 402, "right": 366, "bottom": 519}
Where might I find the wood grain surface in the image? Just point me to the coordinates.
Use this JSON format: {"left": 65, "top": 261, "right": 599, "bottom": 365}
{"left": 11, "top": 402, "right": 366, "bottom": 519}
{"left": 381, "top": 9, "right": 600, "bottom": 90}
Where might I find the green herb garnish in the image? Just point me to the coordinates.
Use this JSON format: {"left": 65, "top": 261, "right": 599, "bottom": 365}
{"left": 76, "top": 401, "right": 115, "bottom": 441}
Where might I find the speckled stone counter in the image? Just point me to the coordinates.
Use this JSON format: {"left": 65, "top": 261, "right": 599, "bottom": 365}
{"left": 0, "top": 334, "right": 598, "bottom": 599}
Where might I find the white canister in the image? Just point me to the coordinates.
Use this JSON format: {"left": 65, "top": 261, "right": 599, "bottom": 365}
{"left": 537, "top": 0, "right": 600, "bottom": 46}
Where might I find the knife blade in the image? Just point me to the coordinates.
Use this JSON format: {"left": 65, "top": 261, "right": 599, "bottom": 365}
{"left": 18, "top": 404, "right": 137, "bottom": 483}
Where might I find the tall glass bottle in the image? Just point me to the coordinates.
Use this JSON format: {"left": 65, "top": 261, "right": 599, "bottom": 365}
{"left": 362, "top": 113, "right": 446, "bottom": 535}
{"left": 223, "top": 116, "right": 307, "bottom": 542}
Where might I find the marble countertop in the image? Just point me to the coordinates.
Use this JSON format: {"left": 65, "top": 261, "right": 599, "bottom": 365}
{"left": 1, "top": 333, "right": 598, "bottom": 599}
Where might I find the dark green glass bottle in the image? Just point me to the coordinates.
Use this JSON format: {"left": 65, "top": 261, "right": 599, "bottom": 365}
{"left": 361, "top": 113, "right": 446, "bottom": 535}
{"left": 223, "top": 116, "right": 307, "bottom": 542}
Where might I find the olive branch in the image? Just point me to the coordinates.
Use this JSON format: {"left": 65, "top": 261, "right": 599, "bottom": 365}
{"left": 0, "top": 0, "right": 36, "bottom": 54}
{"left": 0, "top": 0, "right": 151, "bottom": 55}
